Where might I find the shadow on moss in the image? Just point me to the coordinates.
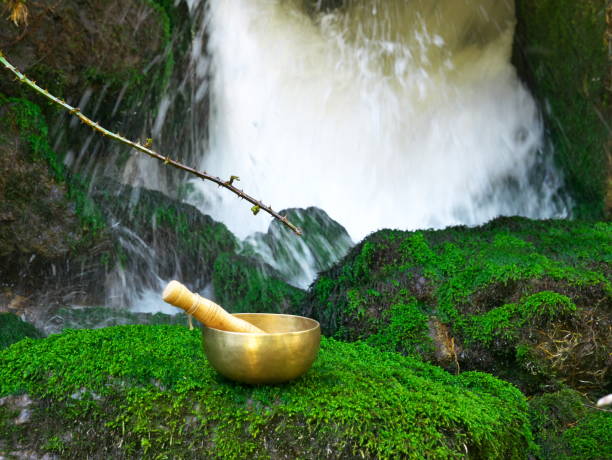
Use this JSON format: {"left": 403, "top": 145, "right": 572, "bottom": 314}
{"left": 0, "top": 313, "right": 42, "bottom": 350}
{"left": 529, "top": 389, "right": 612, "bottom": 460}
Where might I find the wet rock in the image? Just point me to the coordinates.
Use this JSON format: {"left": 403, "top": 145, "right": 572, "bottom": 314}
{"left": 90, "top": 177, "right": 238, "bottom": 306}
{"left": 0, "top": 393, "right": 34, "bottom": 426}
{"left": 513, "top": 0, "right": 610, "bottom": 218}
{"left": 242, "top": 207, "right": 353, "bottom": 288}
{"left": 14, "top": 408, "right": 32, "bottom": 425}
{"left": 0, "top": 96, "right": 114, "bottom": 315}
{"left": 0, "top": 394, "right": 33, "bottom": 409}
{"left": 0, "top": 100, "right": 83, "bottom": 264}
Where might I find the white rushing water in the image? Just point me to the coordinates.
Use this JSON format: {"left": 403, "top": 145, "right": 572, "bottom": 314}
{"left": 190, "top": 0, "right": 569, "bottom": 242}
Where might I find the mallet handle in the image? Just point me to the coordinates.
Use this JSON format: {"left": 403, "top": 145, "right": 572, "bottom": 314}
{"left": 162, "top": 280, "right": 265, "bottom": 333}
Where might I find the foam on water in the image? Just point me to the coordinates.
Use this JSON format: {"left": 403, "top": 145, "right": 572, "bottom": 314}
{"left": 190, "top": 0, "right": 569, "bottom": 242}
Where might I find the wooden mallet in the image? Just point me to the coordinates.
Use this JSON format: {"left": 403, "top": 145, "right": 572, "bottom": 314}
{"left": 162, "top": 280, "right": 265, "bottom": 333}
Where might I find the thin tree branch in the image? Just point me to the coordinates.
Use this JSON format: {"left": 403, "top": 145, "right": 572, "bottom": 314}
{"left": 0, "top": 51, "right": 302, "bottom": 236}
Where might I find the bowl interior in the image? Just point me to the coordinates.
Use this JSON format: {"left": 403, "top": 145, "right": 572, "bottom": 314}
{"left": 229, "top": 313, "right": 319, "bottom": 335}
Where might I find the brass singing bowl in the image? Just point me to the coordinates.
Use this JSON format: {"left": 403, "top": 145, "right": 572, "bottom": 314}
{"left": 201, "top": 313, "right": 321, "bottom": 384}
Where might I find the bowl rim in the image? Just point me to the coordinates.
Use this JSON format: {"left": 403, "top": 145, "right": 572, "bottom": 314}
{"left": 202, "top": 312, "right": 320, "bottom": 336}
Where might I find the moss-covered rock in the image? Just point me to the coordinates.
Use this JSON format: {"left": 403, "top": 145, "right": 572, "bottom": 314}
{"left": 0, "top": 324, "right": 536, "bottom": 459}
{"left": 528, "top": 389, "right": 612, "bottom": 460}
{"left": 90, "top": 177, "right": 238, "bottom": 305}
{"left": 0, "top": 0, "right": 174, "bottom": 126}
{"left": 212, "top": 252, "right": 306, "bottom": 314}
{"left": 0, "top": 94, "right": 113, "bottom": 309}
{"left": 242, "top": 207, "right": 354, "bottom": 288}
{"left": 513, "top": 0, "right": 611, "bottom": 218}
{"left": 0, "top": 313, "right": 41, "bottom": 349}
{"left": 302, "top": 217, "right": 612, "bottom": 395}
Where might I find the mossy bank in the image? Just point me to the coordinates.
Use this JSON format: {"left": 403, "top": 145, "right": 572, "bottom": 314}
{"left": 303, "top": 217, "right": 611, "bottom": 396}
{"left": 0, "top": 324, "right": 536, "bottom": 459}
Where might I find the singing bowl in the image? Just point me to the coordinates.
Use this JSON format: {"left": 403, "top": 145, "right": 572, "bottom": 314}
{"left": 201, "top": 313, "right": 321, "bottom": 384}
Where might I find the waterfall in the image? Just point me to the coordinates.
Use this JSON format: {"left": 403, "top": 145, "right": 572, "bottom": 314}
{"left": 56, "top": 0, "right": 573, "bottom": 318}
{"left": 189, "top": 0, "right": 569, "bottom": 243}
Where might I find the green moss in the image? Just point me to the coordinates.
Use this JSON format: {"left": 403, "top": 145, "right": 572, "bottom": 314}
{"left": 365, "top": 296, "right": 434, "bottom": 356}
{"left": 309, "top": 218, "right": 610, "bottom": 334}
{"left": 465, "top": 291, "right": 576, "bottom": 346}
{"left": 561, "top": 411, "right": 612, "bottom": 460}
{"left": 0, "top": 313, "right": 41, "bottom": 349}
{"left": 0, "top": 325, "right": 536, "bottom": 458}
{"left": 304, "top": 218, "right": 611, "bottom": 391}
{"left": 154, "top": 206, "right": 237, "bottom": 258}
{"left": 528, "top": 389, "right": 612, "bottom": 460}
{"left": 514, "top": 0, "right": 609, "bottom": 218}
{"left": 212, "top": 252, "right": 306, "bottom": 314}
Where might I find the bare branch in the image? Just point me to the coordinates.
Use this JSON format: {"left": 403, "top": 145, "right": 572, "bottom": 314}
{"left": 0, "top": 51, "right": 302, "bottom": 236}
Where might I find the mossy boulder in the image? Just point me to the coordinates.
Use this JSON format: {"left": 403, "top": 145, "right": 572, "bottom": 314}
{"left": 212, "top": 252, "right": 306, "bottom": 315}
{"left": 0, "top": 324, "right": 535, "bottom": 459}
{"left": 242, "top": 207, "right": 353, "bottom": 288}
{"left": 529, "top": 389, "right": 612, "bottom": 460}
{"left": 302, "top": 217, "right": 611, "bottom": 395}
{"left": 0, "top": 313, "right": 41, "bottom": 350}
{"left": 90, "top": 177, "right": 238, "bottom": 305}
{"left": 513, "top": 0, "right": 611, "bottom": 218}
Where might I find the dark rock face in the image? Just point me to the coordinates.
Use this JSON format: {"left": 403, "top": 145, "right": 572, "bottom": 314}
{"left": 0, "top": 0, "right": 164, "bottom": 66}
{"left": 0, "top": 0, "right": 172, "bottom": 305}
{"left": 0, "top": 0, "right": 168, "bottom": 112}
{"left": 0, "top": 102, "right": 82, "bottom": 262}
{"left": 512, "top": 0, "right": 611, "bottom": 218}
{"left": 0, "top": 0, "right": 207, "bottom": 321}
{"left": 90, "top": 177, "right": 238, "bottom": 306}
{"left": 0, "top": 0, "right": 198, "bottom": 191}
{"left": 0, "top": 95, "right": 113, "bottom": 319}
